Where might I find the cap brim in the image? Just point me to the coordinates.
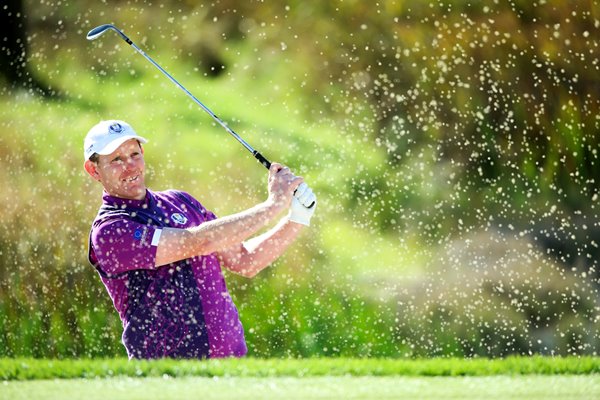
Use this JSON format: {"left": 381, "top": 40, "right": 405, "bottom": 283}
{"left": 95, "top": 135, "right": 148, "bottom": 156}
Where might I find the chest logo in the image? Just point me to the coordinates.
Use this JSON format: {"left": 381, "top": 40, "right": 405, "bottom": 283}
{"left": 171, "top": 213, "right": 188, "bottom": 225}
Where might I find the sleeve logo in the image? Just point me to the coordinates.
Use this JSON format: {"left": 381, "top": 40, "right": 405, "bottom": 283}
{"left": 133, "top": 228, "right": 148, "bottom": 242}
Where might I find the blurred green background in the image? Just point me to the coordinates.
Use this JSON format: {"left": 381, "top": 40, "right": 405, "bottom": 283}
{"left": 0, "top": 0, "right": 599, "bottom": 358}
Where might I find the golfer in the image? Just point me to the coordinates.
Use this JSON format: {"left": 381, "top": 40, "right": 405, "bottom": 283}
{"left": 83, "top": 120, "right": 316, "bottom": 359}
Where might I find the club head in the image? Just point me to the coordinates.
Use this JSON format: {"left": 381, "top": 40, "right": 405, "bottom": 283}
{"left": 86, "top": 24, "right": 132, "bottom": 44}
{"left": 86, "top": 24, "right": 115, "bottom": 40}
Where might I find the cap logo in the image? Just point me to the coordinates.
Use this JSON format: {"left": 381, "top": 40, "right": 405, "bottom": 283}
{"left": 109, "top": 123, "right": 124, "bottom": 134}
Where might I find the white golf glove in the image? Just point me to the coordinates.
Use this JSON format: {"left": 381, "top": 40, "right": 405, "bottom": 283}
{"left": 288, "top": 183, "right": 317, "bottom": 226}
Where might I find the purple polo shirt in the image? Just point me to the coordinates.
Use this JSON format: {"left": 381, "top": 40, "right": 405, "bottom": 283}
{"left": 88, "top": 189, "right": 247, "bottom": 359}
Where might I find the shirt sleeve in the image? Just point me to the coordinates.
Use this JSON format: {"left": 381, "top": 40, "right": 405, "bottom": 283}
{"left": 91, "top": 218, "right": 162, "bottom": 275}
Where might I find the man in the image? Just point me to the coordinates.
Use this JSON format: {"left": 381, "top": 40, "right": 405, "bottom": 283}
{"left": 83, "top": 120, "right": 316, "bottom": 359}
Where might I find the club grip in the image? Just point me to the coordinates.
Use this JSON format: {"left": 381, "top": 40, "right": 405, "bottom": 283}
{"left": 253, "top": 150, "right": 271, "bottom": 169}
{"left": 254, "top": 150, "right": 315, "bottom": 208}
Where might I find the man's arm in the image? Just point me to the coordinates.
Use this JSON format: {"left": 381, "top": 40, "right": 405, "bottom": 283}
{"left": 155, "top": 163, "right": 302, "bottom": 267}
{"left": 216, "top": 186, "right": 317, "bottom": 278}
{"left": 155, "top": 199, "right": 284, "bottom": 267}
{"left": 216, "top": 218, "right": 304, "bottom": 278}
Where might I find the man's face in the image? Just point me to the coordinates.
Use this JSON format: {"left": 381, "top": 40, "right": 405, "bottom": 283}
{"left": 85, "top": 139, "right": 146, "bottom": 200}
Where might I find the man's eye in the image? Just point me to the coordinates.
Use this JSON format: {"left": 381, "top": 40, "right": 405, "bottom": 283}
{"left": 111, "top": 157, "right": 122, "bottom": 163}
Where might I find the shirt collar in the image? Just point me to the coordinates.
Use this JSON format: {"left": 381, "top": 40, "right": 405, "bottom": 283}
{"left": 102, "top": 189, "right": 154, "bottom": 209}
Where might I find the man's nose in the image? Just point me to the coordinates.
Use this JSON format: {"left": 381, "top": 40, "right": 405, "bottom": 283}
{"left": 125, "top": 156, "right": 137, "bottom": 167}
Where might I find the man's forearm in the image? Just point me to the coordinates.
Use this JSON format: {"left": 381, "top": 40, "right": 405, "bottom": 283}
{"left": 156, "top": 199, "right": 284, "bottom": 266}
{"left": 193, "top": 199, "right": 284, "bottom": 253}
{"left": 220, "top": 218, "right": 304, "bottom": 277}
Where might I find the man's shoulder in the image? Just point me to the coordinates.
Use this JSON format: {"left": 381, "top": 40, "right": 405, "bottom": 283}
{"left": 91, "top": 200, "right": 146, "bottom": 230}
{"left": 91, "top": 209, "right": 135, "bottom": 231}
{"left": 156, "top": 189, "right": 205, "bottom": 209}
{"left": 156, "top": 189, "right": 216, "bottom": 220}
{"left": 156, "top": 189, "right": 195, "bottom": 201}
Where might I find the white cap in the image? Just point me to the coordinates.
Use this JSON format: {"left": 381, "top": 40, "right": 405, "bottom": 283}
{"left": 84, "top": 120, "right": 148, "bottom": 160}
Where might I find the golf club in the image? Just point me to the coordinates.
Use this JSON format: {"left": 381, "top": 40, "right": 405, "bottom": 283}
{"left": 87, "top": 24, "right": 273, "bottom": 169}
{"left": 87, "top": 24, "right": 315, "bottom": 208}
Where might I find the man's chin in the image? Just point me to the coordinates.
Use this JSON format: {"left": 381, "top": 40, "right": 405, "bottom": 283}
{"left": 129, "top": 187, "right": 147, "bottom": 200}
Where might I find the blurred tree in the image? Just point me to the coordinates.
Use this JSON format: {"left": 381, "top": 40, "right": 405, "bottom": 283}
{"left": 0, "top": 0, "right": 57, "bottom": 96}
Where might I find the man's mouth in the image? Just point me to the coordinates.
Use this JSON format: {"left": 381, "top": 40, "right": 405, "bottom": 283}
{"left": 123, "top": 175, "right": 140, "bottom": 183}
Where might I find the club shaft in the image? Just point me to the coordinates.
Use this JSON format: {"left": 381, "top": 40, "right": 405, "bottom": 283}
{"left": 131, "top": 44, "right": 254, "bottom": 150}
{"left": 102, "top": 26, "right": 271, "bottom": 170}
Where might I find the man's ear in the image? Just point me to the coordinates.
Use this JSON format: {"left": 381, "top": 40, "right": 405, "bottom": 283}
{"left": 84, "top": 160, "right": 101, "bottom": 181}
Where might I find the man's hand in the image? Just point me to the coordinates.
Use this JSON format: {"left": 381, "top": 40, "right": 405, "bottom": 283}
{"left": 288, "top": 183, "right": 317, "bottom": 226}
{"left": 267, "top": 163, "right": 304, "bottom": 211}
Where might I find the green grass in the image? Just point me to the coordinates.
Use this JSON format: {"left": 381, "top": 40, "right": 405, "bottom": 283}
{"left": 1, "top": 357, "right": 599, "bottom": 381}
{"left": 1, "top": 358, "right": 599, "bottom": 400}
{"left": 3, "top": 375, "right": 599, "bottom": 400}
